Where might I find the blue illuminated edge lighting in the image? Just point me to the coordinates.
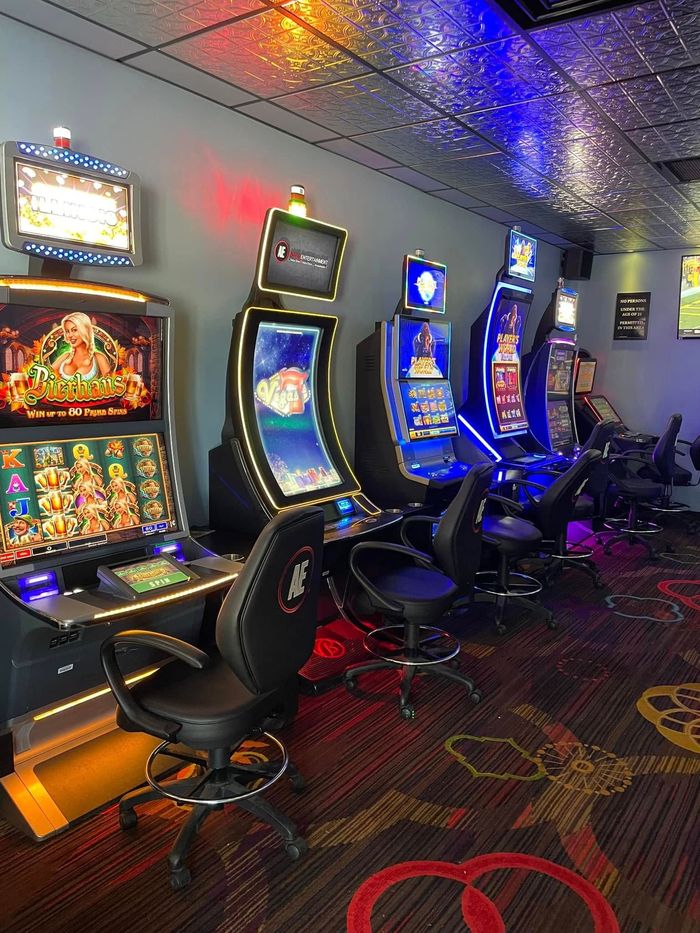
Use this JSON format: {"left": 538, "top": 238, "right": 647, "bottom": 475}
{"left": 457, "top": 414, "right": 502, "bottom": 461}
{"left": 482, "top": 280, "right": 533, "bottom": 439}
{"left": 22, "top": 241, "right": 134, "bottom": 266}
{"left": 17, "top": 141, "right": 129, "bottom": 178}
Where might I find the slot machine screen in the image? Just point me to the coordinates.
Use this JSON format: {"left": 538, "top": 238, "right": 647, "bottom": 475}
{"left": 555, "top": 288, "right": 578, "bottom": 330}
{"left": 547, "top": 346, "right": 575, "bottom": 394}
{"left": 0, "top": 305, "right": 162, "bottom": 427}
{"left": 399, "top": 380, "right": 457, "bottom": 441}
{"left": 396, "top": 317, "right": 450, "bottom": 379}
{"left": 0, "top": 432, "right": 179, "bottom": 568}
{"left": 589, "top": 396, "right": 622, "bottom": 424}
{"left": 547, "top": 400, "right": 574, "bottom": 450}
{"left": 403, "top": 255, "right": 447, "bottom": 314}
{"left": 257, "top": 209, "right": 347, "bottom": 301}
{"left": 488, "top": 295, "right": 528, "bottom": 434}
{"left": 505, "top": 230, "right": 537, "bottom": 283}
{"left": 575, "top": 360, "right": 597, "bottom": 394}
{"left": 253, "top": 322, "right": 342, "bottom": 498}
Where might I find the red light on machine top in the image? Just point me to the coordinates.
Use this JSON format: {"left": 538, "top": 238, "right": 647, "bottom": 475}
{"left": 52, "top": 126, "right": 72, "bottom": 149}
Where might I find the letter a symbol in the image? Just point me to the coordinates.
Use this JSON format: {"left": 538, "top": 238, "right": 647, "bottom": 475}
{"left": 288, "top": 559, "right": 309, "bottom": 601}
{"left": 6, "top": 474, "right": 29, "bottom": 495}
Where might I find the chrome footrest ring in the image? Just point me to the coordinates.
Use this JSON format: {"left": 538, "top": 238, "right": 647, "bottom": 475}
{"left": 145, "top": 734, "right": 288, "bottom": 806}
{"left": 474, "top": 570, "right": 542, "bottom": 598}
{"left": 643, "top": 501, "right": 690, "bottom": 513}
{"left": 363, "top": 624, "right": 459, "bottom": 666}
{"left": 551, "top": 543, "right": 594, "bottom": 560}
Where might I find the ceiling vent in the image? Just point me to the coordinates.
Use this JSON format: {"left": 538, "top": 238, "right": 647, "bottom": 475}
{"left": 498, "top": 0, "right": 642, "bottom": 27}
{"left": 658, "top": 158, "right": 700, "bottom": 183}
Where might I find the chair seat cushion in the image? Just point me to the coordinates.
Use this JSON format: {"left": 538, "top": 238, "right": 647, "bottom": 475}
{"left": 614, "top": 475, "right": 664, "bottom": 499}
{"left": 370, "top": 565, "right": 458, "bottom": 623}
{"left": 482, "top": 514, "right": 542, "bottom": 557}
{"left": 119, "top": 652, "right": 278, "bottom": 749}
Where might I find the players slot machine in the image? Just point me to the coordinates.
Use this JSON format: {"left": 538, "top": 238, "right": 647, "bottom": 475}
{"left": 0, "top": 130, "right": 239, "bottom": 839}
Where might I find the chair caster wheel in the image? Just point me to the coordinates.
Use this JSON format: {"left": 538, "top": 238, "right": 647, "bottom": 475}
{"left": 119, "top": 809, "right": 138, "bottom": 830}
{"left": 448, "top": 659, "right": 460, "bottom": 670}
{"left": 496, "top": 624, "right": 507, "bottom": 636}
{"left": 400, "top": 705, "right": 416, "bottom": 720}
{"left": 469, "top": 690, "right": 482, "bottom": 704}
{"left": 547, "top": 618, "right": 557, "bottom": 630}
{"left": 603, "top": 546, "right": 612, "bottom": 556}
{"left": 344, "top": 676, "right": 357, "bottom": 691}
{"left": 594, "top": 578, "right": 605, "bottom": 589}
{"left": 170, "top": 867, "right": 192, "bottom": 891}
{"left": 285, "top": 837, "right": 308, "bottom": 861}
{"left": 289, "top": 773, "right": 306, "bottom": 793}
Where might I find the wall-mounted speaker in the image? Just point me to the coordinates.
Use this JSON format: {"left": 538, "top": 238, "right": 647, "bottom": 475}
{"left": 563, "top": 247, "right": 594, "bottom": 280}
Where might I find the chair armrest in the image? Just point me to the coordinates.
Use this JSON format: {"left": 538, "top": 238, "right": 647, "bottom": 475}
{"left": 100, "top": 630, "right": 210, "bottom": 741}
{"left": 609, "top": 452, "right": 653, "bottom": 467}
{"left": 349, "top": 541, "right": 436, "bottom": 615}
{"left": 520, "top": 467, "right": 564, "bottom": 477}
{"left": 487, "top": 493, "right": 525, "bottom": 514}
{"left": 399, "top": 514, "right": 441, "bottom": 550}
{"left": 504, "top": 478, "right": 547, "bottom": 507}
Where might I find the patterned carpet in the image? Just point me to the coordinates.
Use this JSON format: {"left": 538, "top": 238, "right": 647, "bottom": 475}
{"left": 1, "top": 519, "right": 699, "bottom": 932}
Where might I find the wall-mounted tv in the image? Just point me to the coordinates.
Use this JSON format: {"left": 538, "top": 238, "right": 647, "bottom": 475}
{"left": 679, "top": 254, "right": 700, "bottom": 338}
{"left": 505, "top": 229, "right": 537, "bottom": 283}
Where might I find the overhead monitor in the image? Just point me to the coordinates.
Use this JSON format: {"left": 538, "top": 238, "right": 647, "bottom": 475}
{"left": 396, "top": 317, "right": 450, "bottom": 380}
{"left": 253, "top": 321, "right": 343, "bottom": 498}
{"left": 0, "top": 432, "right": 179, "bottom": 568}
{"left": 505, "top": 229, "right": 537, "bottom": 283}
{"left": 547, "top": 400, "right": 574, "bottom": 450}
{"left": 588, "top": 395, "right": 623, "bottom": 424}
{"left": 679, "top": 254, "right": 700, "bottom": 338}
{"left": 575, "top": 359, "right": 597, "bottom": 394}
{"left": 403, "top": 255, "right": 447, "bottom": 314}
{"left": 0, "top": 140, "right": 142, "bottom": 266}
{"left": 0, "top": 305, "right": 163, "bottom": 428}
{"left": 547, "top": 346, "right": 575, "bottom": 394}
{"left": 399, "top": 380, "right": 457, "bottom": 442}
{"left": 485, "top": 289, "right": 530, "bottom": 435}
{"left": 555, "top": 287, "right": 578, "bottom": 331}
{"left": 256, "top": 208, "right": 347, "bottom": 301}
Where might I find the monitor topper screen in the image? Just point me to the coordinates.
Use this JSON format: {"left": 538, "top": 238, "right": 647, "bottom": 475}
{"left": 488, "top": 294, "right": 529, "bottom": 434}
{"left": 1, "top": 141, "right": 142, "bottom": 265}
{"left": 555, "top": 288, "right": 578, "bottom": 330}
{"left": 253, "top": 322, "right": 342, "bottom": 498}
{"left": 0, "top": 306, "right": 163, "bottom": 428}
{"left": 589, "top": 395, "right": 622, "bottom": 424}
{"left": 547, "top": 346, "right": 575, "bottom": 394}
{"left": 679, "top": 254, "right": 700, "bottom": 338}
{"left": 399, "top": 380, "right": 457, "bottom": 442}
{"left": 397, "top": 317, "right": 450, "bottom": 380}
{"left": 575, "top": 359, "right": 597, "bottom": 394}
{"left": 257, "top": 208, "right": 347, "bottom": 301}
{"left": 0, "top": 432, "right": 178, "bottom": 569}
{"left": 547, "top": 400, "right": 574, "bottom": 450}
{"left": 506, "top": 230, "right": 537, "bottom": 283}
{"left": 403, "top": 255, "right": 447, "bottom": 314}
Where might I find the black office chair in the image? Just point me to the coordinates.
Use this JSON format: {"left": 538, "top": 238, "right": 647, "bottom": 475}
{"left": 571, "top": 421, "right": 617, "bottom": 532}
{"left": 512, "top": 449, "right": 603, "bottom": 588}
{"left": 100, "top": 507, "right": 324, "bottom": 890}
{"left": 602, "top": 415, "right": 682, "bottom": 559}
{"left": 676, "top": 434, "right": 700, "bottom": 534}
{"left": 343, "top": 464, "right": 494, "bottom": 719}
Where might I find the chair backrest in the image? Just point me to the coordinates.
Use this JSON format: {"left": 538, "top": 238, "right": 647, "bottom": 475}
{"left": 432, "top": 462, "right": 493, "bottom": 586}
{"left": 581, "top": 419, "right": 616, "bottom": 458}
{"left": 652, "top": 413, "right": 682, "bottom": 483}
{"left": 535, "top": 449, "right": 601, "bottom": 539}
{"left": 216, "top": 507, "right": 324, "bottom": 695}
{"left": 690, "top": 434, "right": 700, "bottom": 472}
{"left": 581, "top": 420, "right": 616, "bottom": 497}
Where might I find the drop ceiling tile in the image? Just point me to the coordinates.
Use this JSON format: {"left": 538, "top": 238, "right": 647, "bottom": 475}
{"left": 49, "top": 0, "right": 263, "bottom": 46}
{"left": 0, "top": 0, "right": 145, "bottom": 56}
{"left": 414, "top": 152, "right": 514, "bottom": 187}
{"left": 470, "top": 206, "right": 523, "bottom": 223}
{"left": 128, "top": 50, "right": 255, "bottom": 104}
{"left": 381, "top": 165, "right": 446, "bottom": 190}
{"left": 235, "top": 100, "right": 336, "bottom": 141}
{"left": 318, "top": 137, "right": 400, "bottom": 168}
{"left": 352, "top": 118, "right": 498, "bottom": 165}
{"left": 167, "top": 7, "right": 369, "bottom": 96}
{"left": 272, "top": 73, "right": 440, "bottom": 135}
{"left": 431, "top": 188, "right": 488, "bottom": 208}
{"left": 530, "top": 24, "right": 612, "bottom": 88}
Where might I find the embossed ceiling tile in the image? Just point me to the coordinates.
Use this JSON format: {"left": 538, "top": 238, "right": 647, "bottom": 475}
{"left": 551, "top": 93, "right": 610, "bottom": 137}
{"left": 585, "top": 189, "right": 667, "bottom": 212}
{"left": 530, "top": 25, "right": 612, "bottom": 88}
{"left": 167, "top": 9, "right": 368, "bottom": 95}
{"left": 660, "top": 65, "right": 700, "bottom": 112}
{"left": 636, "top": 38, "right": 694, "bottom": 72}
{"left": 392, "top": 1, "right": 476, "bottom": 53}
{"left": 615, "top": 2, "right": 674, "bottom": 41}
{"left": 389, "top": 0, "right": 514, "bottom": 44}
{"left": 486, "top": 36, "right": 570, "bottom": 95}
{"left": 593, "top": 46, "right": 652, "bottom": 81}
{"left": 463, "top": 98, "right": 581, "bottom": 147}
{"left": 432, "top": 188, "right": 488, "bottom": 209}
{"left": 353, "top": 118, "right": 497, "bottom": 164}
{"left": 588, "top": 82, "right": 651, "bottom": 129}
{"left": 272, "top": 73, "right": 439, "bottom": 135}
{"left": 50, "top": 0, "right": 264, "bottom": 45}
{"left": 448, "top": 44, "right": 550, "bottom": 107}
{"left": 389, "top": 55, "right": 496, "bottom": 114}
{"left": 415, "top": 153, "right": 513, "bottom": 187}
{"left": 575, "top": 12, "right": 638, "bottom": 49}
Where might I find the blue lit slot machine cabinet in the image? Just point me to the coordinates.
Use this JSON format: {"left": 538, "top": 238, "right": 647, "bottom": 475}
{"left": 456, "top": 228, "right": 565, "bottom": 470}
{"left": 355, "top": 252, "right": 470, "bottom": 506}
{"left": 209, "top": 198, "right": 400, "bottom": 542}
{"left": 523, "top": 283, "right": 580, "bottom": 457}
{"left": 0, "top": 136, "right": 239, "bottom": 839}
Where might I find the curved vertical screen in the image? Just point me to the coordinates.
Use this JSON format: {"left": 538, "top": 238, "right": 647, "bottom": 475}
{"left": 253, "top": 322, "right": 342, "bottom": 498}
{"left": 486, "top": 294, "right": 529, "bottom": 435}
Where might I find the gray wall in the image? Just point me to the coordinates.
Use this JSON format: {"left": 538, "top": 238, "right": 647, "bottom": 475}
{"left": 577, "top": 250, "right": 700, "bottom": 506}
{"left": 0, "top": 17, "right": 563, "bottom": 524}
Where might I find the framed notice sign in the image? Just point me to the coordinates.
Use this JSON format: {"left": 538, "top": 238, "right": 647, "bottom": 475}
{"left": 613, "top": 292, "right": 650, "bottom": 340}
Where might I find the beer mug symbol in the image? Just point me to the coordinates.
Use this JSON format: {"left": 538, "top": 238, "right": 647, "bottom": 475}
{"left": 46, "top": 467, "right": 60, "bottom": 490}
{"left": 124, "top": 373, "right": 143, "bottom": 405}
{"left": 9, "top": 372, "right": 29, "bottom": 404}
